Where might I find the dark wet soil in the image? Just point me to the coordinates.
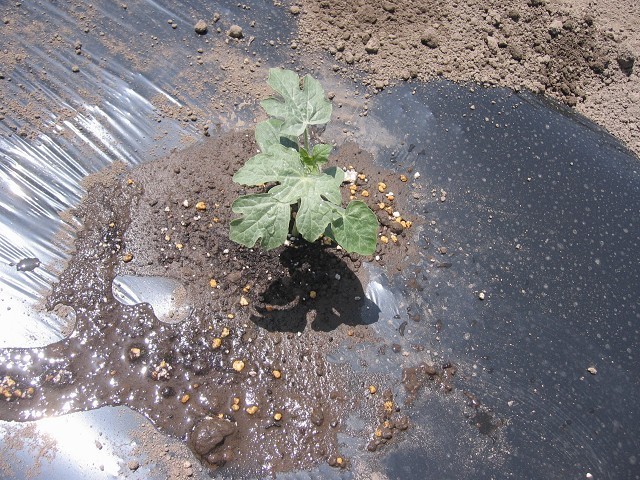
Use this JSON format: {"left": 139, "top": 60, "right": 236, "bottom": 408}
{"left": 0, "top": 129, "right": 447, "bottom": 476}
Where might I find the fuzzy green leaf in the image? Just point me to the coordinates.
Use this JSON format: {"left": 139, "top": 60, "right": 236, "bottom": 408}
{"left": 229, "top": 194, "right": 291, "bottom": 250}
{"left": 261, "top": 68, "right": 333, "bottom": 136}
{"left": 300, "top": 144, "right": 333, "bottom": 171}
{"left": 233, "top": 144, "right": 303, "bottom": 186}
{"left": 269, "top": 167, "right": 343, "bottom": 206}
{"left": 255, "top": 119, "right": 298, "bottom": 152}
{"left": 331, "top": 200, "right": 378, "bottom": 255}
{"left": 295, "top": 199, "right": 340, "bottom": 242}
{"left": 299, "top": 147, "right": 314, "bottom": 170}
{"left": 311, "top": 144, "right": 332, "bottom": 165}
{"left": 269, "top": 167, "right": 344, "bottom": 242}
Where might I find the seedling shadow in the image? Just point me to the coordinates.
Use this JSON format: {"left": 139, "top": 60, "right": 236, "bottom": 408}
{"left": 251, "top": 243, "right": 380, "bottom": 333}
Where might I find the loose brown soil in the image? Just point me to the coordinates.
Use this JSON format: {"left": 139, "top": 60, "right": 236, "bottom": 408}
{"left": 296, "top": 0, "right": 640, "bottom": 156}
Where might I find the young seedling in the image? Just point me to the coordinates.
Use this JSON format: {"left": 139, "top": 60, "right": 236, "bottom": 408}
{"left": 230, "top": 68, "right": 378, "bottom": 255}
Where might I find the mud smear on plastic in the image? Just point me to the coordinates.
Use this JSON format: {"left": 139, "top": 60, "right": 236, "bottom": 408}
{"left": 1, "top": 128, "right": 459, "bottom": 477}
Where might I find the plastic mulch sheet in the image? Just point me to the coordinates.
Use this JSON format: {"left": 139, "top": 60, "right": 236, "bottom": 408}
{"left": 1, "top": 1, "right": 638, "bottom": 479}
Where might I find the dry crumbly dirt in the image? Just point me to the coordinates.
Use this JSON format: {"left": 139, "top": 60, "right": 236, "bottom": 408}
{"left": 295, "top": 0, "right": 640, "bottom": 156}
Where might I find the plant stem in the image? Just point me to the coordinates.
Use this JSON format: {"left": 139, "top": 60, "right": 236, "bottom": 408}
{"left": 304, "top": 128, "right": 310, "bottom": 153}
{"left": 291, "top": 202, "right": 301, "bottom": 238}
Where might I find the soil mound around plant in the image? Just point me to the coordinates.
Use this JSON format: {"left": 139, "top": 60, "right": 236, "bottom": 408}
{"left": 0, "top": 130, "right": 438, "bottom": 476}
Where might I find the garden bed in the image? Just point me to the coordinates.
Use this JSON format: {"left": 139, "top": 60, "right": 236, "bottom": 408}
{"left": 1, "top": 1, "right": 639, "bottom": 479}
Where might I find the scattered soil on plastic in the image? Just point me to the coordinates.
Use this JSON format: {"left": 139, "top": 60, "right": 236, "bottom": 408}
{"left": 0, "top": 423, "right": 57, "bottom": 478}
{"left": 1, "top": 1, "right": 639, "bottom": 155}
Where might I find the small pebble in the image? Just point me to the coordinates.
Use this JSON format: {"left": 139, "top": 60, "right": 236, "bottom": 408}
{"left": 194, "top": 20, "right": 207, "bottom": 34}
{"left": 228, "top": 25, "right": 243, "bottom": 39}
{"left": 233, "top": 360, "right": 245, "bottom": 372}
{"left": 421, "top": 29, "right": 439, "bottom": 48}
{"left": 617, "top": 49, "right": 635, "bottom": 72}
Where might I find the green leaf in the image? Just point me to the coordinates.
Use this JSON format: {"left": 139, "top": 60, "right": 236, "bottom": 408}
{"left": 260, "top": 68, "right": 333, "bottom": 136}
{"left": 233, "top": 144, "right": 303, "bottom": 186}
{"left": 331, "top": 200, "right": 378, "bottom": 255}
{"left": 229, "top": 194, "right": 291, "bottom": 250}
{"left": 255, "top": 119, "right": 298, "bottom": 152}
{"left": 299, "top": 147, "right": 314, "bottom": 170}
{"left": 270, "top": 168, "right": 343, "bottom": 206}
{"left": 300, "top": 143, "right": 333, "bottom": 171}
{"left": 323, "top": 166, "right": 345, "bottom": 188}
{"left": 295, "top": 199, "right": 340, "bottom": 242}
{"left": 269, "top": 167, "right": 344, "bottom": 242}
{"left": 311, "top": 144, "right": 332, "bottom": 165}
